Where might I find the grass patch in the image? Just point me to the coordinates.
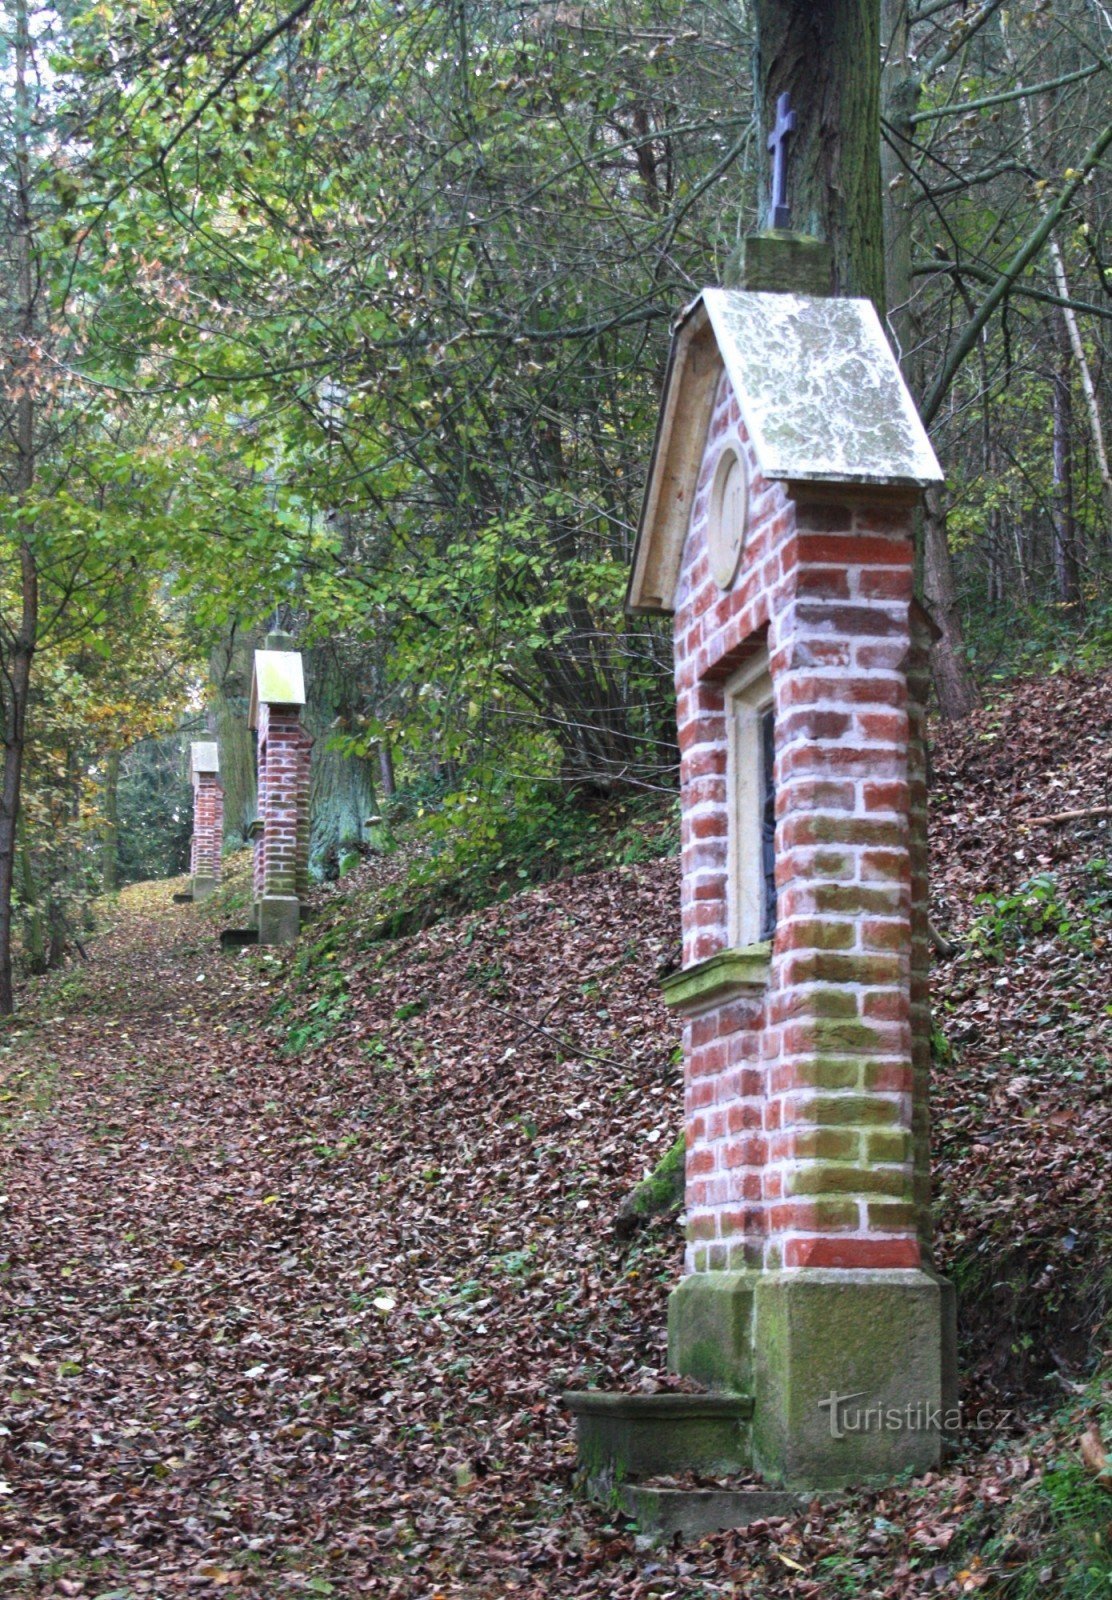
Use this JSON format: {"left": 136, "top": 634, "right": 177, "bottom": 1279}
{"left": 0, "top": 1054, "right": 60, "bottom": 1136}
{"left": 977, "top": 1374, "right": 1112, "bottom": 1599}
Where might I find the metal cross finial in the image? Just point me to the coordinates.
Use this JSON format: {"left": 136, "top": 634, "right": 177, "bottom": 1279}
{"left": 768, "top": 91, "right": 796, "bottom": 230}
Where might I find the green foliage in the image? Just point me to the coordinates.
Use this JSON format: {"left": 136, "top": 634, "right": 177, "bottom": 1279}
{"left": 966, "top": 595, "right": 1112, "bottom": 684}
{"left": 279, "top": 959, "right": 350, "bottom": 1055}
{"left": 968, "top": 862, "right": 1112, "bottom": 961}
{"left": 398, "top": 781, "right": 678, "bottom": 926}
{"left": 115, "top": 735, "right": 193, "bottom": 886}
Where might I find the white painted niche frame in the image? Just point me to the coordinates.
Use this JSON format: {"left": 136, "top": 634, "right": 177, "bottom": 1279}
{"left": 726, "top": 647, "right": 775, "bottom": 948}
{"left": 708, "top": 443, "right": 750, "bottom": 590}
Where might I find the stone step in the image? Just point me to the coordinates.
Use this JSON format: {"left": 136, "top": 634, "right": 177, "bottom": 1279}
{"left": 220, "top": 928, "right": 259, "bottom": 949}
{"left": 563, "top": 1390, "right": 752, "bottom": 1485}
{"left": 619, "top": 1484, "right": 808, "bottom": 1541}
{"left": 172, "top": 892, "right": 194, "bottom": 904}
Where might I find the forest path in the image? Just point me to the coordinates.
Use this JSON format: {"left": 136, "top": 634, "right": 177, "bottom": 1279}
{"left": 0, "top": 870, "right": 689, "bottom": 1599}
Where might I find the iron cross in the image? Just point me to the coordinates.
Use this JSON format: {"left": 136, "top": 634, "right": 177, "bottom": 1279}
{"left": 768, "top": 91, "right": 796, "bottom": 230}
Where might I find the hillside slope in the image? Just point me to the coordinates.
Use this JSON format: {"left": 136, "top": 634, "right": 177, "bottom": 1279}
{"left": 0, "top": 667, "right": 1108, "bottom": 1598}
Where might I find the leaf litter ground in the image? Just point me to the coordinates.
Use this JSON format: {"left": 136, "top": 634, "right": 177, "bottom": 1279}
{"left": 0, "top": 666, "right": 1109, "bottom": 1597}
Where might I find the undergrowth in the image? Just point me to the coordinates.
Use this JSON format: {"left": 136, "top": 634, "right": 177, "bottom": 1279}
{"left": 363, "top": 785, "right": 677, "bottom": 942}
{"left": 966, "top": 593, "right": 1112, "bottom": 685}
{"left": 978, "top": 1373, "right": 1112, "bottom": 1599}
{"left": 968, "top": 860, "right": 1112, "bottom": 961}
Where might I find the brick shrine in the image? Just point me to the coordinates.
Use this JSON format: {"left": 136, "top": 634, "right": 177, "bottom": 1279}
{"left": 248, "top": 635, "right": 312, "bottom": 945}
{"left": 568, "top": 283, "right": 957, "bottom": 1503}
{"left": 188, "top": 741, "right": 223, "bottom": 902}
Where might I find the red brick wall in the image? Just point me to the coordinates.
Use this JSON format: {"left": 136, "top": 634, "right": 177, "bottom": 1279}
{"left": 675, "top": 367, "right": 928, "bottom": 1275}
{"left": 191, "top": 774, "right": 224, "bottom": 884}
{"left": 254, "top": 702, "right": 309, "bottom": 901}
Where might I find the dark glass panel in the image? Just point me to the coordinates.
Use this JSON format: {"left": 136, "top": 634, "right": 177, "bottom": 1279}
{"left": 760, "top": 704, "right": 777, "bottom": 939}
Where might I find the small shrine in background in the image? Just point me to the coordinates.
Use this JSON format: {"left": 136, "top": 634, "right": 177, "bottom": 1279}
{"left": 566, "top": 234, "right": 956, "bottom": 1532}
{"left": 247, "top": 633, "right": 312, "bottom": 945}
{"left": 188, "top": 741, "right": 223, "bottom": 902}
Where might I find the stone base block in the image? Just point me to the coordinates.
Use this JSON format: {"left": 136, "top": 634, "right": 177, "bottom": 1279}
{"left": 257, "top": 895, "right": 300, "bottom": 945}
{"left": 220, "top": 928, "right": 259, "bottom": 950}
{"left": 669, "top": 1268, "right": 954, "bottom": 1489}
{"left": 564, "top": 1391, "right": 752, "bottom": 1486}
{"left": 172, "top": 892, "right": 194, "bottom": 905}
{"left": 619, "top": 1484, "right": 808, "bottom": 1541}
{"left": 668, "top": 1271, "right": 755, "bottom": 1391}
{"left": 192, "top": 875, "right": 217, "bottom": 902}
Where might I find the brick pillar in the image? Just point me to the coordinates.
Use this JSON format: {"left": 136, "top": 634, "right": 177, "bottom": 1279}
{"left": 657, "top": 373, "right": 954, "bottom": 1489}
{"left": 189, "top": 742, "right": 223, "bottom": 900}
{"left": 192, "top": 776, "right": 224, "bottom": 893}
{"left": 248, "top": 644, "right": 309, "bottom": 943}
{"left": 762, "top": 495, "right": 921, "bottom": 1275}
{"left": 253, "top": 707, "right": 268, "bottom": 908}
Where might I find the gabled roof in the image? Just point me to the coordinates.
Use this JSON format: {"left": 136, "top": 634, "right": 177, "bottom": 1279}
{"left": 627, "top": 289, "right": 943, "bottom": 615}
{"left": 190, "top": 741, "right": 219, "bottom": 783}
{"left": 249, "top": 649, "right": 306, "bottom": 729}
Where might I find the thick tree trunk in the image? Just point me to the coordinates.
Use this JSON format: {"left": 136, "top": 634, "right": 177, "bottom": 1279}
{"left": 210, "top": 625, "right": 259, "bottom": 844}
{"left": 297, "top": 642, "right": 379, "bottom": 870}
{"left": 752, "top": 0, "right": 885, "bottom": 308}
{"left": 102, "top": 747, "right": 121, "bottom": 894}
{"left": 378, "top": 739, "right": 396, "bottom": 802}
{"left": 0, "top": 0, "right": 40, "bottom": 1014}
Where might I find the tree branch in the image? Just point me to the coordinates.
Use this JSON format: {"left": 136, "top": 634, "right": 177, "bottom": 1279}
{"left": 914, "top": 258, "right": 1112, "bottom": 321}
{"left": 920, "top": 117, "right": 1112, "bottom": 425}
{"left": 911, "top": 61, "right": 1105, "bottom": 123}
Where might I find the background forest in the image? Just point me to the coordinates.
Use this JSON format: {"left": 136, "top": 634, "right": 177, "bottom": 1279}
{"left": 0, "top": 0, "right": 1110, "bottom": 996}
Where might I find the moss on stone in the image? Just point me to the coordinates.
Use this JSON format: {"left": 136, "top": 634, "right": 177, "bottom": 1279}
{"left": 615, "top": 1134, "right": 686, "bottom": 1238}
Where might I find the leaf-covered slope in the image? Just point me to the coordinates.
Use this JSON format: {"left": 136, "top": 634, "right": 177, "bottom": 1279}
{"left": 929, "top": 667, "right": 1112, "bottom": 1397}
{"left": 0, "top": 667, "right": 1108, "bottom": 1596}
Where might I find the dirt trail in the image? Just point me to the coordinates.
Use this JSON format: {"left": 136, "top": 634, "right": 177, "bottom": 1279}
{"left": 0, "top": 870, "right": 690, "bottom": 1598}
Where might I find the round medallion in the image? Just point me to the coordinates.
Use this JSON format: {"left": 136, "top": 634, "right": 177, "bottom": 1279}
{"left": 708, "top": 444, "right": 749, "bottom": 590}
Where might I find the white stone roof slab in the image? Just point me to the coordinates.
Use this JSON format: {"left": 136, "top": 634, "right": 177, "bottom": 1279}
{"left": 249, "top": 649, "right": 306, "bottom": 729}
{"left": 190, "top": 741, "right": 220, "bottom": 778}
{"left": 701, "top": 289, "right": 942, "bottom": 490}
{"left": 627, "top": 288, "right": 943, "bottom": 614}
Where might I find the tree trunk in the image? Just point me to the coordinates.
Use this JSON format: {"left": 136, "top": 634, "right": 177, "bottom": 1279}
{"left": 210, "top": 625, "right": 259, "bottom": 843}
{"left": 923, "top": 488, "right": 979, "bottom": 720}
{"left": 752, "top": 0, "right": 885, "bottom": 308}
{"left": 1052, "top": 348, "right": 1081, "bottom": 608}
{"left": 1003, "top": 14, "right": 1112, "bottom": 537}
{"left": 18, "top": 812, "right": 45, "bottom": 977}
{"left": 0, "top": 0, "right": 40, "bottom": 1014}
{"left": 881, "top": 0, "right": 980, "bottom": 717}
{"left": 378, "top": 739, "right": 396, "bottom": 802}
{"left": 302, "top": 644, "right": 377, "bottom": 871}
{"left": 102, "top": 747, "right": 121, "bottom": 894}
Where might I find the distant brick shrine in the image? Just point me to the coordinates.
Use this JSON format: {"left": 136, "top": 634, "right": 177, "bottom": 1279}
{"left": 189, "top": 742, "right": 223, "bottom": 901}
{"left": 248, "top": 636, "right": 312, "bottom": 944}
{"left": 616, "top": 285, "right": 954, "bottom": 1488}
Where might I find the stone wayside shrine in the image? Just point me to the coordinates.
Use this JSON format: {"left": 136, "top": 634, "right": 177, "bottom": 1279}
{"left": 188, "top": 742, "right": 223, "bottom": 900}
{"left": 246, "top": 634, "right": 312, "bottom": 944}
{"left": 566, "top": 254, "right": 957, "bottom": 1531}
